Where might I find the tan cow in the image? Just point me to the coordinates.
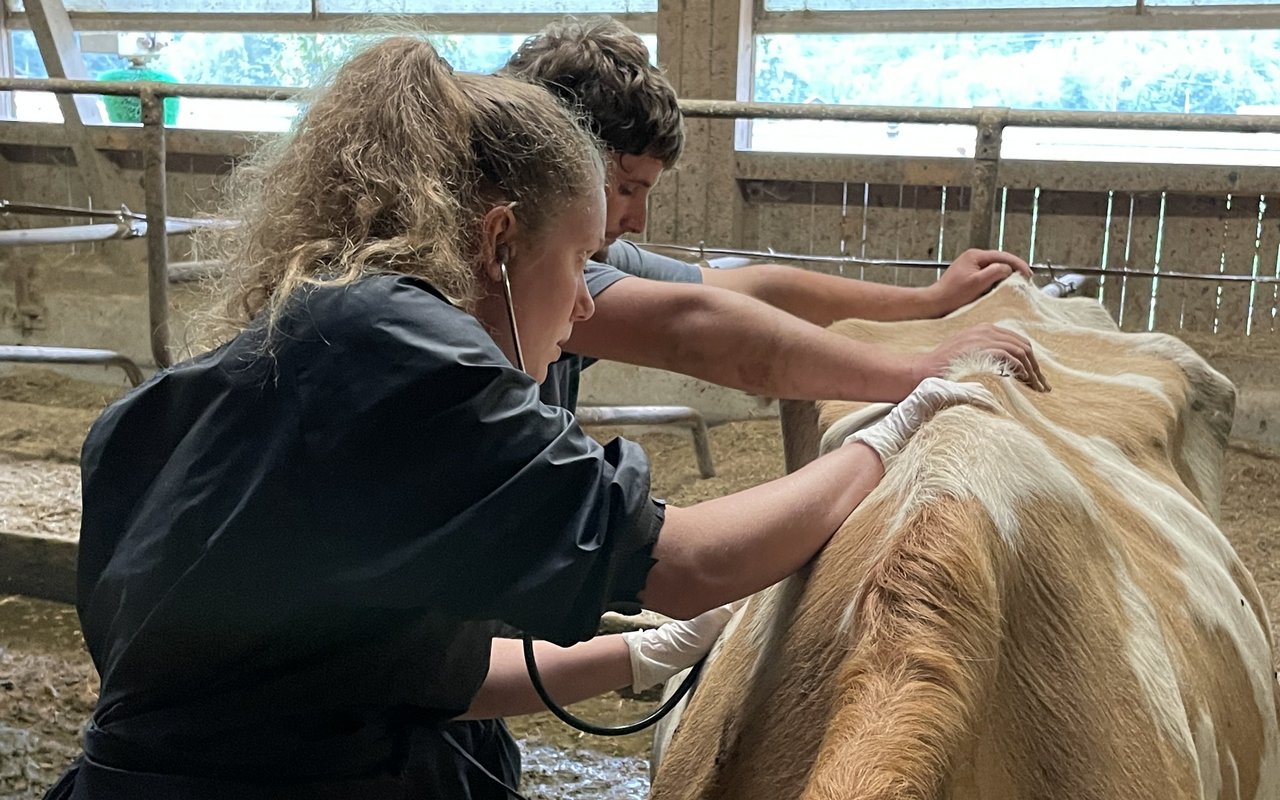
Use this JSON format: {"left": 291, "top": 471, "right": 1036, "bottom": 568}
{"left": 650, "top": 276, "right": 1279, "bottom": 800}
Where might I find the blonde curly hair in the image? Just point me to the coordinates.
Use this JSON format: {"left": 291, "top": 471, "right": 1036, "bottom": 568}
{"left": 211, "top": 35, "right": 604, "bottom": 338}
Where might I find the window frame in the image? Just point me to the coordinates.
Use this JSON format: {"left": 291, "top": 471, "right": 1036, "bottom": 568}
{"left": 0, "top": 6, "right": 656, "bottom": 129}
{"left": 1, "top": 9, "right": 656, "bottom": 35}
{"left": 754, "top": 0, "right": 1280, "bottom": 35}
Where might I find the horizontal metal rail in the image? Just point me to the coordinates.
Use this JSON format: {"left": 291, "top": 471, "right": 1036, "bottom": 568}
{"left": 0, "top": 77, "right": 300, "bottom": 101}
{"left": 0, "top": 345, "right": 144, "bottom": 387}
{"left": 575, "top": 405, "right": 716, "bottom": 479}
{"left": 0, "top": 199, "right": 145, "bottom": 220}
{"left": 8, "top": 78, "right": 1280, "bottom": 134}
{"left": 0, "top": 216, "right": 226, "bottom": 247}
{"left": 3, "top": 9, "right": 657, "bottom": 35}
{"left": 679, "top": 100, "right": 1280, "bottom": 134}
{"left": 167, "top": 259, "right": 224, "bottom": 284}
{"left": 756, "top": 3, "right": 1280, "bottom": 34}
{"left": 650, "top": 242, "right": 1280, "bottom": 285}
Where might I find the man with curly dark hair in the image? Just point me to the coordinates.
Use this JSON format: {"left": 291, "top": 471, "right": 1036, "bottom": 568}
{"left": 504, "top": 18, "right": 1049, "bottom": 413}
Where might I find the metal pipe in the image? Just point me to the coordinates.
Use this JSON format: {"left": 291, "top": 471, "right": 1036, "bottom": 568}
{"left": 575, "top": 405, "right": 716, "bottom": 479}
{"left": 9, "top": 77, "right": 1280, "bottom": 134}
{"left": 0, "top": 220, "right": 132, "bottom": 246}
{"left": 0, "top": 345, "right": 144, "bottom": 387}
{"left": 679, "top": 99, "right": 1280, "bottom": 134}
{"left": 1041, "top": 273, "right": 1092, "bottom": 298}
{"left": 0, "top": 76, "right": 300, "bottom": 101}
{"left": 648, "top": 241, "right": 1280, "bottom": 284}
{"left": 167, "top": 259, "right": 225, "bottom": 284}
{"left": 0, "top": 200, "right": 143, "bottom": 219}
{"left": 141, "top": 89, "right": 171, "bottom": 369}
{"left": 0, "top": 217, "right": 225, "bottom": 247}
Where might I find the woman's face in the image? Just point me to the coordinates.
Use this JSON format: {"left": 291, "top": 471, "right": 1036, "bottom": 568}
{"left": 480, "top": 187, "right": 607, "bottom": 383}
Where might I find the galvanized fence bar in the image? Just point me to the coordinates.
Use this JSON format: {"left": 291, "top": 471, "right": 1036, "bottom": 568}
{"left": 10, "top": 79, "right": 1280, "bottom": 133}
{"left": 139, "top": 89, "right": 172, "bottom": 369}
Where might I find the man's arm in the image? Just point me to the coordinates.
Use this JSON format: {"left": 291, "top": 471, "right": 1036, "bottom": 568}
{"left": 562, "top": 275, "right": 1047, "bottom": 403}
{"left": 700, "top": 249, "right": 1033, "bottom": 328}
{"left": 565, "top": 277, "right": 917, "bottom": 402}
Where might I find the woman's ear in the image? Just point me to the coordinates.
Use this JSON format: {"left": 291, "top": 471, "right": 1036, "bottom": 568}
{"left": 480, "top": 204, "right": 519, "bottom": 283}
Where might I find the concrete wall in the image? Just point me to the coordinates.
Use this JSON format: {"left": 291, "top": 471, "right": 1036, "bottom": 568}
{"left": 1, "top": 110, "right": 1276, "bottom": 446}
{"left": 1, "top": 133, "right": 230, "bottom": 370}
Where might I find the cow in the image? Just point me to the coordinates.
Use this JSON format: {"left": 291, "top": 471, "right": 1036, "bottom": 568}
{"left": 649, "top": 275, "right": 1280, "bottom": 800}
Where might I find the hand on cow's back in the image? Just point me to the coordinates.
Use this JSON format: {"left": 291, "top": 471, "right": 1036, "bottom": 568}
{"left": 910, "top": 321, "right": 1050, "bottom": 394}
{"left": 926, "top": 248, "right": 1033, "bottom": 315}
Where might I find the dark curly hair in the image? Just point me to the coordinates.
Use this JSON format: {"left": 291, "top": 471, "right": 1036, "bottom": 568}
{"left": 502, "top": 17, "right": 684, "bottom": 168}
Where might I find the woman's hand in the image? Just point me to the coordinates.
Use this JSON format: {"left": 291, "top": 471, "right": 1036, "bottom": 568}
{"left": 621, "top": 601, "right": 745, "bottom": 691}
{"left": 833, "top": 377, "right": 1001, "bottom": 464}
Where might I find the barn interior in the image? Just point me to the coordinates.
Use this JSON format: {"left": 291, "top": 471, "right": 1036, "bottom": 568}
{"left": 2, "top": 1, "right": 1280, "bottom": 797}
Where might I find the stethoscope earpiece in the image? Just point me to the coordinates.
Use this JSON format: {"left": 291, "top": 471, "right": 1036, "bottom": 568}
{"left": 499, "top": 261, "right": 526, "bottom": 372}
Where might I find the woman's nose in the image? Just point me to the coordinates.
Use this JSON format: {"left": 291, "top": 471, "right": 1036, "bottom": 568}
{"left": 573, "top": 274, "right": 595, "bottom": 323}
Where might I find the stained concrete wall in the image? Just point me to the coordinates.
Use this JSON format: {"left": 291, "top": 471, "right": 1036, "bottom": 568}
{"left": 1, "top": 115, "right": 1276, "bottom": 445}
{"left": 1, "top": 135, "right": 229, "bottom": 370}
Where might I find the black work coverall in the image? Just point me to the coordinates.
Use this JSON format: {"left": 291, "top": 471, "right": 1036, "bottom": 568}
{"left": 46, "top": 274, "right": 664, "bottom": 799}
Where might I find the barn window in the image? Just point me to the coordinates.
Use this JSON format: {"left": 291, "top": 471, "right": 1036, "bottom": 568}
{"left": 0, "top": 0, "right": 655, "bottom": 129}
{"left": 747, "top": 1, "right": 1280, "bottom": 164}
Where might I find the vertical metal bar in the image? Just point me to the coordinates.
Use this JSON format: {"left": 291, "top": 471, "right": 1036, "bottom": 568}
{"left": 24, "top": 0, "right": 115, "bottom": 205}
{"left": 141, "top": 89, "right": 172, "bottom": 368}
{"left": 778, "top": 399, "right": 820, "bottom": 474}
{"left": 0, "top": 15, "right": 14, "bottom": 122}
{"left": 968, "top": 110, "right": 1006, "bottom": 250}
{"left": 734, "top": 0, "right": 761, "bottom": 150}
{"left": 689, "top": 419, "right": 716, "bottom": 479}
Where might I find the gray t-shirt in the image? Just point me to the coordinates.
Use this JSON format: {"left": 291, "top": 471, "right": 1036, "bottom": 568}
{"left": 541, "top": 240, "right": 703, "bottom": 411}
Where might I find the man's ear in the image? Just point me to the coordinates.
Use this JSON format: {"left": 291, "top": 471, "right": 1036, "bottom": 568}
{"left": 479, "top": 204, "right": 519, "bottom": 283}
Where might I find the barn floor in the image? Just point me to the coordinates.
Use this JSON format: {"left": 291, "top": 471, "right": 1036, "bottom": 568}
{"left": 0, "top": 366, "right": 1278, "bottom": 798}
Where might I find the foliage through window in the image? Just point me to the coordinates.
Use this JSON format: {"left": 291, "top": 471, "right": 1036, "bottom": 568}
{"left": 5, "top": 29, "right": 657, "bottom": 130}
{"left": 750, "top": 29, "right": 1280, "bottom": 164}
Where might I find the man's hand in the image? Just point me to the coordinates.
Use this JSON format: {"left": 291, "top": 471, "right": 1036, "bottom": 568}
{"left": 911, "top": 323, "right": 1050, "bottom": 393}
{"left": 924, "top": 249, "right": 1033, "bottom": 317}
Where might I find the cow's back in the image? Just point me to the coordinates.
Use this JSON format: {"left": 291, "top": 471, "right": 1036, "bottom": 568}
{"left": 651, "top": 279, "right": 1279, "bottom": 800}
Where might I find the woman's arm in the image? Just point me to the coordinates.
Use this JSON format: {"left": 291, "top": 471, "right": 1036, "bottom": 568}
{"left": 643, "top": 441, "right": 884, "bottom": 619}
{"left": 456, "top": 441, "right": 880, "bottom": 720}
{"left": 461, "top": 604, "right": 740, "bottom": 720}
{"left": 460, "top": 635, "right": 630, "bottom": 720}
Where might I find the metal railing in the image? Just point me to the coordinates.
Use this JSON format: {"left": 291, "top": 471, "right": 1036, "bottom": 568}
{"left": 576, "top": 405, "right": 716, "bottom": 478}
{"left": 9, "top": 76, "right": 1280, "bottom": 366}
{"left": 647, "top": 243, "right": 1280, "bottom": 285}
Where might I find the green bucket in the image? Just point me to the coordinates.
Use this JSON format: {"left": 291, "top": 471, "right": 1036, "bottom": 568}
{"left": 99, "top": 66, "right": 180, "bottom": 125}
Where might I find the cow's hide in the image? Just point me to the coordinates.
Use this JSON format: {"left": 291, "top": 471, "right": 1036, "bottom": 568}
{"left": 650, "top": 276, "right": 1277, "bottom": 800}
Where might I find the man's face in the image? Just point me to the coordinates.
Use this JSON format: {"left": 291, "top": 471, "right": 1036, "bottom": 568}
{"left": 602, "top": 152, "right": 665, "bottom": 250}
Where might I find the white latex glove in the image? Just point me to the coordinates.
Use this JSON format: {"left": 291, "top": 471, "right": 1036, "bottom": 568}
{"left": 841, "top": 377, "right": 1000, "bottom": 463}
{"left": 621, "top": 600, "right": 745, "bottom": 692}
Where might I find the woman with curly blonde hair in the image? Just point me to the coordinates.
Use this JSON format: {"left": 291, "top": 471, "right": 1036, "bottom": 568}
{"left": 50, "top": 34, "right": 989, "bottom": 800}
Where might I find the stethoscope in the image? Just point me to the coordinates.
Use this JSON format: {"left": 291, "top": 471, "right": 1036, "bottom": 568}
{"left": 497, "top": 259, "right": 709, "bottom": 737}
